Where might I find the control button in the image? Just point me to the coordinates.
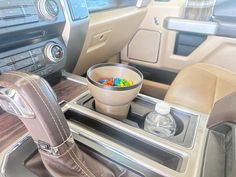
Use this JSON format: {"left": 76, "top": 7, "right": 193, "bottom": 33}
{"left": 12, "top": 52, "right": 31, "bottom": 62}
{"left": 0, "top": 19, "right": 6, "bottom": 28}
{"left": 24, "top": 15, "right": 39, "bottom": 23}
{"left": 31, "top": 48, "right": 42, "bottom": 56}
{"left": 19, "top": 65, "right": 36, "bottom": 73}
{"left": 2, "top": 8, "right": 24, "bottom": 19}
{"left": 35, "top": 61, "right": 46, "bottom": 69}
{"left": 44, "top": 42, "right": 65, "bottom": 63}
{"left": 0, "top": 99, "right": 19, "bottom": 116}
{"left": 24, "top": 6, "right": 37, "bottom": 15}
{"left": 5, "top": 18, "right": 25, "bottom": 27}
{"left": 0, "top": 57, "right": 13, "bottom": 67}
{"left": 46, "top": 0, "right": 59, "bottom": 17}
{"left": 0, "top": 88, "right": 35, "bottom": 118}
{"left": 14, "top": 59, "right": 33, "bottom": 70}
{"left": 0, "top": 8, "right": 25, "bottom": 19}
{"left": 37, "top": 70, "right": 46, "bottom": 76}
{"left": 0, "top": 9, "right": 4, "bottom": 19}
{"left": 0, "top": 65, "right": 15, "bottom": 73}
{"left": 0, "top": 1, "right": 34, "bottom": 7}
{"left": 38, "top": 0, "right": 59, "bottom": 20}
{"left": 34, "top": 58, "right": 46, "bottom": 69}
{"left": 45, "top": 66, "right": 54, "bottom": 75}
{"left": 32, "top": 54, "right": 46, "bottom": 69}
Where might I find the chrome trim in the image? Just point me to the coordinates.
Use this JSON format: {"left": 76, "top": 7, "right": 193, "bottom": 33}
{"left": 136, "top": 0, "right": 151, "bottom": 8}
{"left": 71, "top": 127, "right": 134, "bottom": 162}
{"left": 66, "top": 103, "right": 189, "bottom": 154}
{"left": 58, "top": 100, "right": 67, "bottom": 106}
{"left": 36, "top": 134, "right": 75, "bottom": 156}
{"left": 62, "top": 71, "right": 201, "bottom": 150}
{"left": 63, "top": 91, "right": 207, "bottom": 174}
{"left": 62, "top": 70, "right": 87, "bottom": 85}
{"left": 69, "top": 123, "right": 177, "bottom": 176}
{"left": 44, "top": 42, "right": 65, "bottom": 63}
{"left": 86, "top": 63, "right": 143, "bottom": 91}
{"left": 163, "top": 17, "right": 218, "bottom": 35}
{"left": 38, "top": 0, "right": 58, "bottom": 21}
{"left": 1, "top": 134, "right": 30, "bottom": 177}
{"left": 67, "top": 90, "right": 200, "bottom": 149}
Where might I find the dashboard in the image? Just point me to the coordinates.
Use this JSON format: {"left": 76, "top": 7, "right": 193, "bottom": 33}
{"left": 0, "top": 0, "right": 89, "bottom": 80}
{"left": 86, "top": 0, "right": 138, "bottom": 12}
{"left": 0, "top": 0, "right": 148, "bottom": 82}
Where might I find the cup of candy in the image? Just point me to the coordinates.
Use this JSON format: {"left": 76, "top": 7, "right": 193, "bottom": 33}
{"left": 87, "top": 63, "right": 143, "bottom": 120}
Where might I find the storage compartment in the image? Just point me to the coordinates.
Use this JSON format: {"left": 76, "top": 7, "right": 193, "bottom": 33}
{"left": 127, "top": 29, "right": 161, "bottom": 63}
{"left": 76, "top": 93, "right": 198, "bottom": 147}
{"left": 2, "top": 136, "right": 146, "bottom": 177}
{"left": 201, "top": 123, "right": 236, "bottom": 177}
{"left": 174, "top": 32, "right": 207, "bottom": 56}
{"left": 64, "top": 109, "right": 183, "bottom": 171}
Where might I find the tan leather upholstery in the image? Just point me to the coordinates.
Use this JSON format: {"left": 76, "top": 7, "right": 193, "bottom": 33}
{"left": 207, "top": 92, "right": 236, "bottom": 128}
{"left": 165, "top": 63, "right": 236, "bottom": 114}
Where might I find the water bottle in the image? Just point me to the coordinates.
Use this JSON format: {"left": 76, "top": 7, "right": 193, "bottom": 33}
{"left": 144, "top": 101, "right": 176, "bottom": 138}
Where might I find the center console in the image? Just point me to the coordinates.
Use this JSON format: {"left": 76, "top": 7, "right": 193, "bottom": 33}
{"left": 75, "top": 92, "right": 198, "bottom": 148}
{"left": 59, "top": 74, "right": 209, "bottom": 177}
{"left": 0, "top": 73, "right": 210, "bottom": 177}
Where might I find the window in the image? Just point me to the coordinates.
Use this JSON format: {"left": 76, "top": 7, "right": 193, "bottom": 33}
{"left": 86, "top": 0, "right": 138, "bottom": 12}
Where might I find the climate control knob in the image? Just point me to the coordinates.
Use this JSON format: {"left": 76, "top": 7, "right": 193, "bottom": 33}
{"left": 44, "top": 43, "right": 64, "bottom": 63}
{"left": 38, "top": 0, "right": 59, "bottom": 20}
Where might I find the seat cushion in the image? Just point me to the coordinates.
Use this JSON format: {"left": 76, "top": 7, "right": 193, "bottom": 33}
{"left": 165, "top": 63, "right": 236, "bottom": 114}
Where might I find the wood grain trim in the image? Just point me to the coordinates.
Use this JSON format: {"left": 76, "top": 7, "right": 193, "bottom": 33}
{"left": 53, "top": 79, "right": 88, "bottom": 104}
{"left": 0, "top": 79, "right": 87, "bottom": 153}
{"left": 0, "top": 113, "right": 27, "bottom": 152}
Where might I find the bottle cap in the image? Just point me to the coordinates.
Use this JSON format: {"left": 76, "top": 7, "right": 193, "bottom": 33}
{"left": 155, "top": 101, "right": 171, "bottom": 115}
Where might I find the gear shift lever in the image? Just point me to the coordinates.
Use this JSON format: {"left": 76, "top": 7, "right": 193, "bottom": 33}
{"left": 0, "top": 72, "right": 114, "bottom": 177}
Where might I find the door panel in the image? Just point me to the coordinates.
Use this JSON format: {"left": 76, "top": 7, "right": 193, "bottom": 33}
{"left": 121, "top": 0, "right": 236, "bottom": 73}
{"left": 73, "top": 6, "right": 147, "bottom": 75}
{"left": 121, "top": 0, "right": 186, "bottom": 72}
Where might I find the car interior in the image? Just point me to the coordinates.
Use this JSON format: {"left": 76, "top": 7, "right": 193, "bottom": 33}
{"left": 0, "top": 0, "right": 235, "bottom": 177}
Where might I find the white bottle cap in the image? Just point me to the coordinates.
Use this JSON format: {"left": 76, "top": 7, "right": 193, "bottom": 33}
{"left": 155, "top": 101, "right": 171, "bottom": 115}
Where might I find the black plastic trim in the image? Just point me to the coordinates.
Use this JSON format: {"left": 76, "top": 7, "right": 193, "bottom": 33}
{"left": 129, "top": 64, "right": 177, "bottom": 85}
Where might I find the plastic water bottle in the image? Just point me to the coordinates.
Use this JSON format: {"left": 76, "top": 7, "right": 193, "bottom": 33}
{"left": 144, "top": 102, "right": 176, "bottom": 138}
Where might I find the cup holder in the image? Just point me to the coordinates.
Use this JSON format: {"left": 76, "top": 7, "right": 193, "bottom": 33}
{"left": 76, "top": 93, "right": 198, "bottom": 148}
{"left": 91, "top": 99, "right": 184, "bottom": 136}
{"left": 65, "top": 110, "right": 183, "bottom": 172}
{"left": 171, "top": 111, "right": 184, "bottom": 136}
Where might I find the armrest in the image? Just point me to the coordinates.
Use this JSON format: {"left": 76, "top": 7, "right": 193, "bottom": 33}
{"left": 213, "top": 16, "right": 236, "bottom": 38}
{"left": 163, "top": 17, "right": 218, "bottom": 35}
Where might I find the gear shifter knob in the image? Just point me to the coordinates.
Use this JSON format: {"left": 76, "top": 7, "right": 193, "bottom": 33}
{"left": 0, "top": 72, "right": 114, "bottom": 177}
{"left": 0, "top": 72, "right": 70, "bottom": 147}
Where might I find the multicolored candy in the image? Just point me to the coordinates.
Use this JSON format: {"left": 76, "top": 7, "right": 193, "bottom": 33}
{"left": 99, "top": 77, "right": 133, "bottom": 87}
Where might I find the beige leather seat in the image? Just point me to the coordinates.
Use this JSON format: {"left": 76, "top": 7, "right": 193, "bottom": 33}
{"left": 165, "top": 63, "right": 236, "bottom": 114}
